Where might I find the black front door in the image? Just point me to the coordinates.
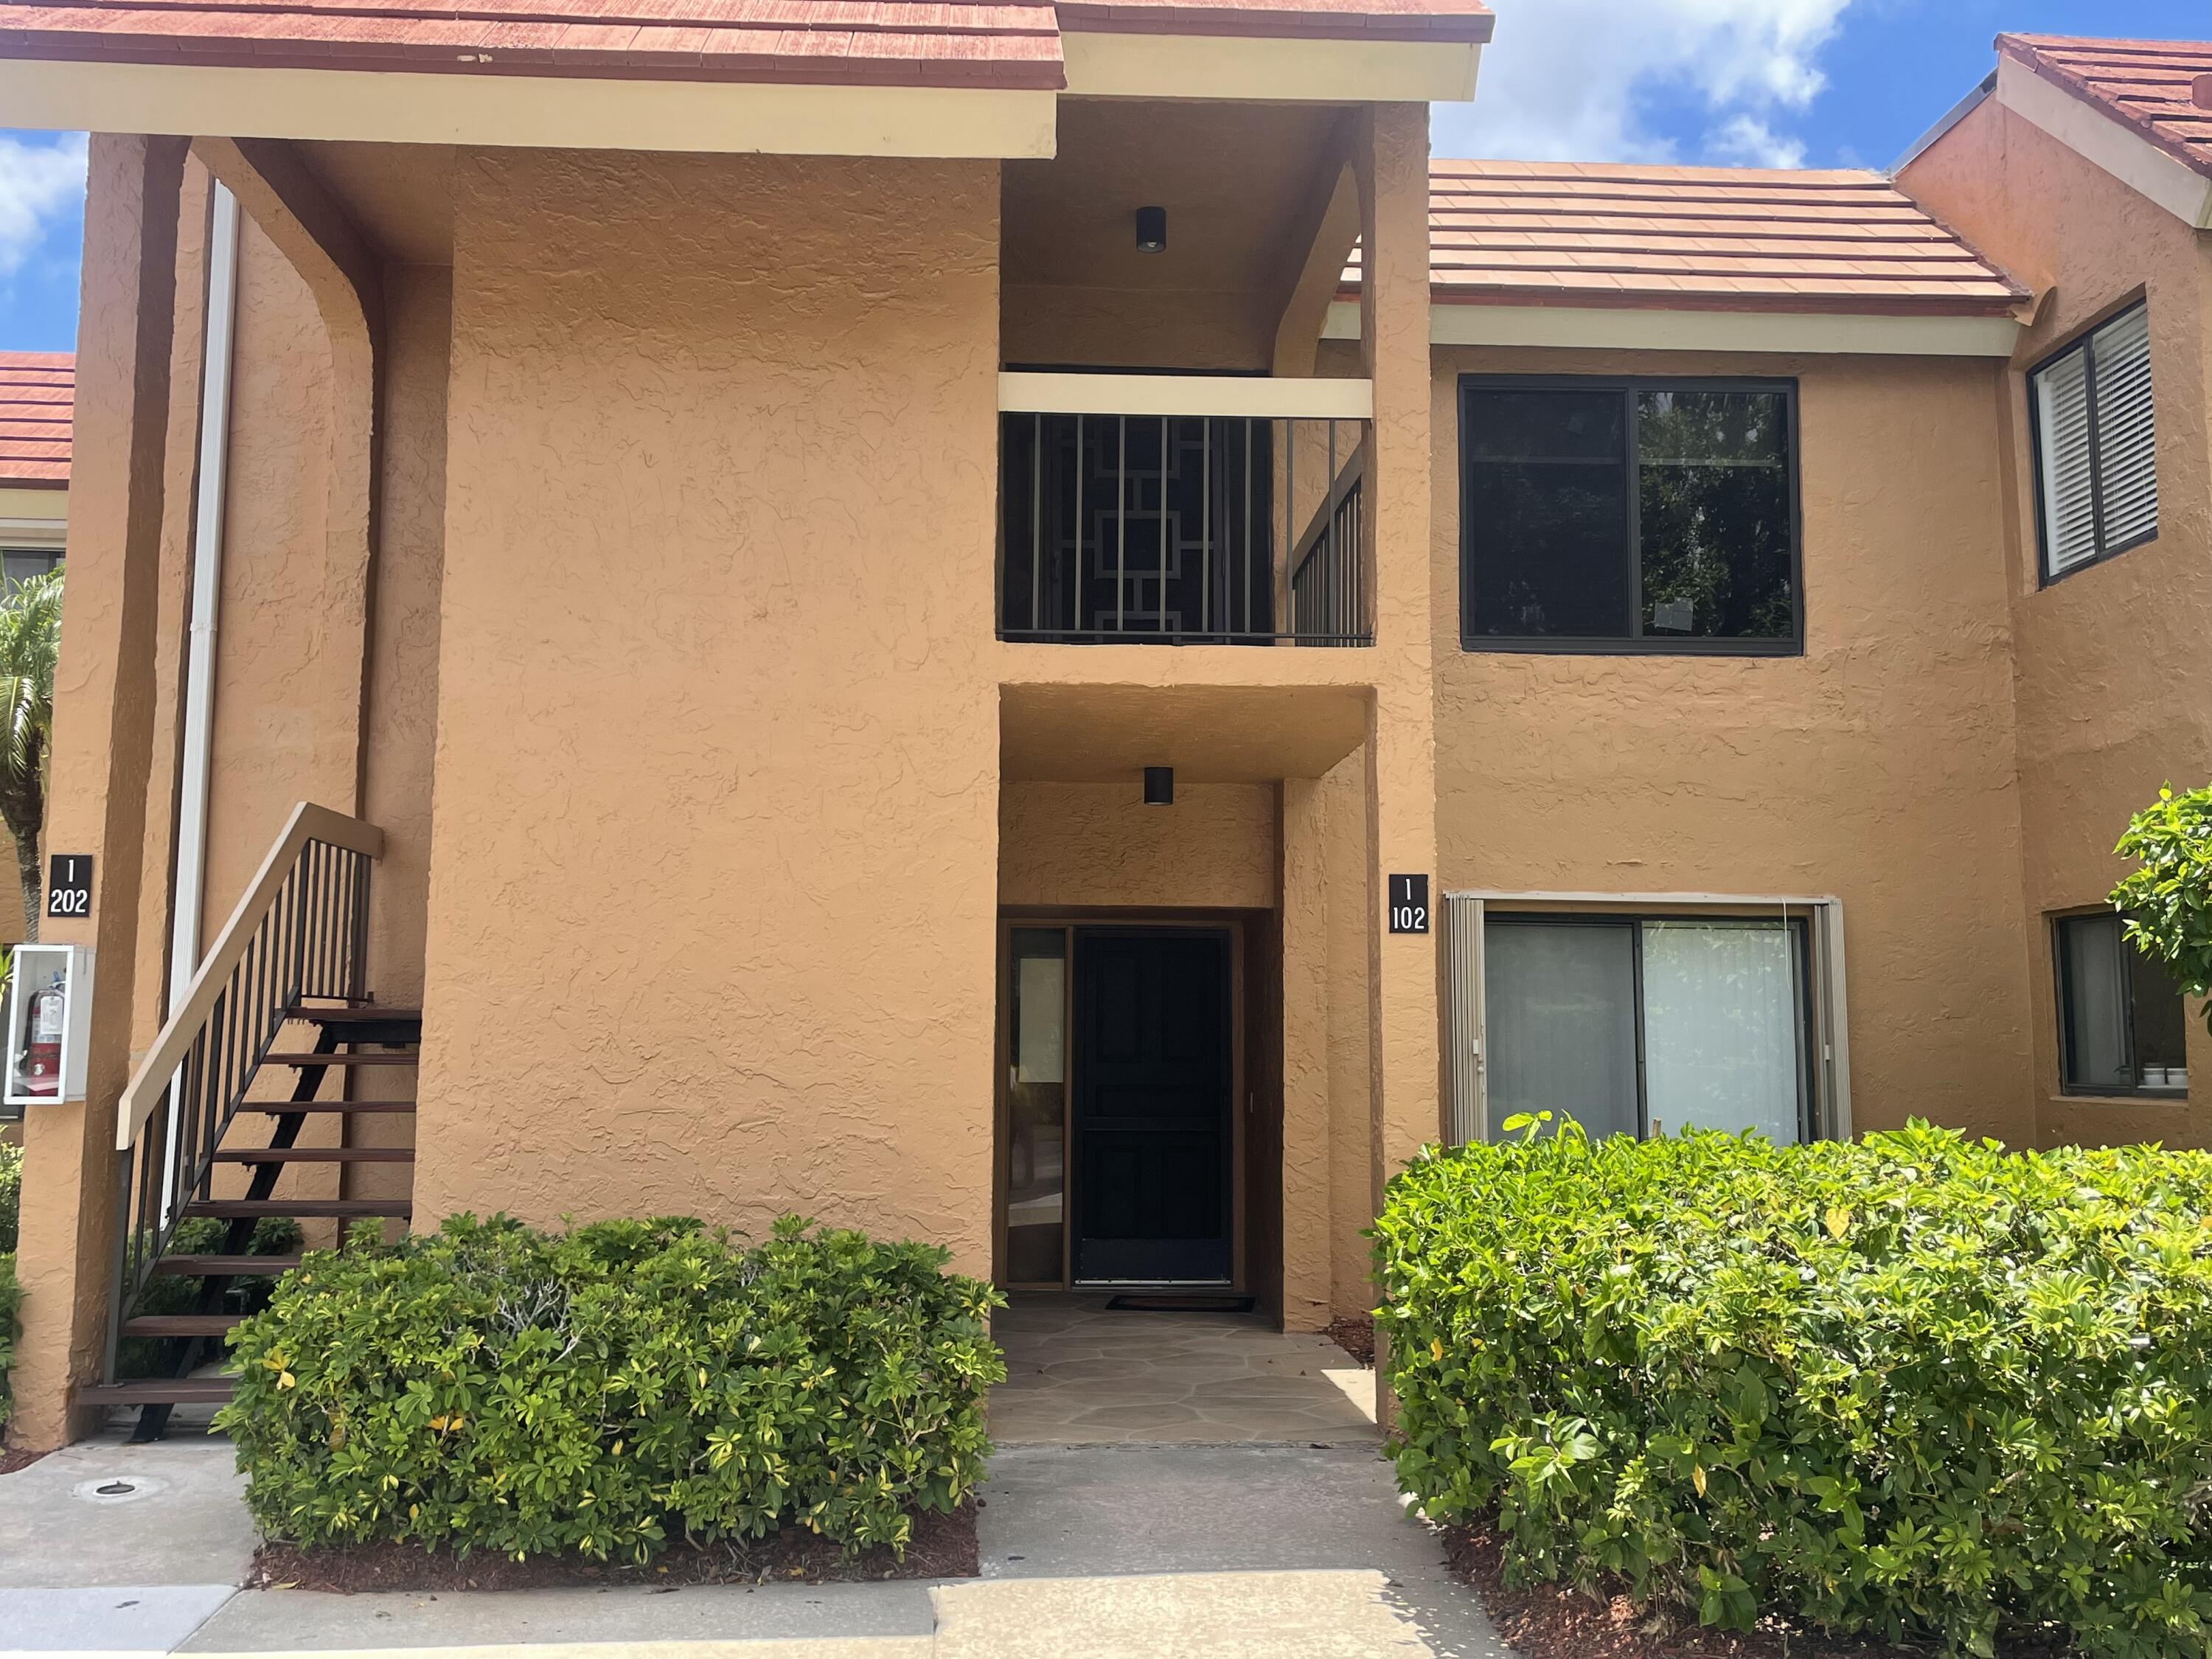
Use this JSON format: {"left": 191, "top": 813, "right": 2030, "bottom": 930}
{"left": 1071, "top": 928, "right": 1233, "bottom": 1284}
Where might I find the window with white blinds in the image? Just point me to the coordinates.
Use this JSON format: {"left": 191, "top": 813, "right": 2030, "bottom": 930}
{"left": 2030, "top": 302, "right": 2157, "bottom": 580}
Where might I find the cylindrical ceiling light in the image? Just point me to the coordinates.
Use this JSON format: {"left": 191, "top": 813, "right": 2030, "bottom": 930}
{"left": 1135, "top": 206, "right": 1168, "bottom": 254}
{"left": 1143, "top": 766, "right": 1175, "bottom": 806}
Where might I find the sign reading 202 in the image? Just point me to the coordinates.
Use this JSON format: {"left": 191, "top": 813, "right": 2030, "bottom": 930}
{"left": 46, "top": 854, "right": 93, "bottom": 919}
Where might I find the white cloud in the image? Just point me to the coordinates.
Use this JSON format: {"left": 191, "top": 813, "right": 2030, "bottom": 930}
{"left": 1441, "top": 0, "right": 1854, "bottom": 165}
{"left": 0, "top": 132, "right": 88, "bottom": 279}
{"left": 1708, "top": 114, "right": 1809, "bottom": 170}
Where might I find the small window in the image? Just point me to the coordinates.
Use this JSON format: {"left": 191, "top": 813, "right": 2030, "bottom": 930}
{"left": 1484, "top": 914, "right": 1811, "bottom": 1142}
{"left": 2030, "top": 302, "right": 2156, "bottom": 581}
{"left": 2055, "top": 912, "right": 2188, "bottom": 1095}
{"left": 1, "top": 549, "right": 60, "bottom": 592}
{"left": 1459, "top": 378, "right": 1799, "bottom": 652}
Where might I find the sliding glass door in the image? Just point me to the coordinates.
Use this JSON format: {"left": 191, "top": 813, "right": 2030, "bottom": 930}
{"left": 1482, "top": 914, "right": 1811, "bottom": 1144}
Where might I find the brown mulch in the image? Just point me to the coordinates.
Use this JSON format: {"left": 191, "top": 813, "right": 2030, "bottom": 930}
{"left": 1441, "top": 1521, "right": 2075, "bottom": 1659}
{"left": 0, "top": 1445, "right": 52, "bottom": 1475}
{"left": 246, "top": 1500, "right": 979, "bottom": 1593}
{"left": 1444, "top": 1521, "right": 1918, "bottom": 1659}
{"left": 1325, "top": 1313, "right": 1375, "bottom": 1367}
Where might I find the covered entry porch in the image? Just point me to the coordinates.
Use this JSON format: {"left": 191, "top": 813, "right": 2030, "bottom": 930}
{"left": 992, "top": 678, "right": 1411, "bottom": 1337}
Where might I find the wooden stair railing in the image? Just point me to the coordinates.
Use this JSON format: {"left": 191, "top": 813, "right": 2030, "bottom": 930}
{"left": 89, "top": 803, "right": 420, "bottom": 1435}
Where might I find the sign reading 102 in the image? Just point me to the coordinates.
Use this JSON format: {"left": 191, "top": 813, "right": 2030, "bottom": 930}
{"left": 1388, "top": 874, "right": 1430, "bottom": 936}
{"left": 46, "top": 854, "right": 92, "bottom": 919}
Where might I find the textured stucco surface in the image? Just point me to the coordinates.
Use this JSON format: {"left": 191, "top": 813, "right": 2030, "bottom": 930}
{"left": 998, "top": 782, "right": 1275, "bottom": 911}
{"left": 1428, "top": 344, "right": 2037, "bottom": 1142}
{"left": 1902, "top": 98, "right": 2212, "bottom": 1149}
{"left": 414, "top": 149, "right": 1003, "bottom": 1270}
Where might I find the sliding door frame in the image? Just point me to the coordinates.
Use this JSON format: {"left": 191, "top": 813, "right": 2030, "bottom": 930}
{"left": 1444, "top": 891, "right": 1852, "bottom": 1147}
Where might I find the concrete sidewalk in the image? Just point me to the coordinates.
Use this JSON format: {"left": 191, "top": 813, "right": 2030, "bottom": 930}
{"left": 3, "top": 1438, "right": 1507, "bottom": 1658}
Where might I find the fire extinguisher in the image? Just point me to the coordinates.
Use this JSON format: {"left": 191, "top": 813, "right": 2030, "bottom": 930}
{"left": 21, "top": 975, "right": 64, "bottom": 1096}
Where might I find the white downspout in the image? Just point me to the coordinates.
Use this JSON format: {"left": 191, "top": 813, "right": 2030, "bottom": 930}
{"left": 161, "top": 182, "right": 240, "bottom": 1217}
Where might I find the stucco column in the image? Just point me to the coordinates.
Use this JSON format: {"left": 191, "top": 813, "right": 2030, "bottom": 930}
{"left": 1279, "top": 776, "right": 1332, "bottom": 1329}
{"left": 10, "top": 136, "right": 187, "bottom": 1450}
{"left": 1357, "top": 103, "right": 1440, "bottom": 1400}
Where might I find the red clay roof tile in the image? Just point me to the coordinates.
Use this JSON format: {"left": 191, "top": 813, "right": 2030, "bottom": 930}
{"left": 1998, "top": 33, "right": 2212, "bottom": 178}
{"left": 1343, "top": 160, "right": 2028, "bottom": 316}
{"left": 0, "top": 352, "right": 71, "bottom": 487}
{"left": 0, "top": 0, "right": 1491, "bottom": 85}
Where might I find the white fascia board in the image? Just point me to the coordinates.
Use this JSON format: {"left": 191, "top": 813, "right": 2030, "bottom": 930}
{"left": 0, "top": 58, "right": 1059, "bottom": 159}
{"left": 1062, "top": 31, "right": 1481, "bottom": 103}
{"left": 1322, "top": 299, "right": 2022, "bottom": 358}
{"left": 1001, "top": 371, "right": 1373, "bottom": 420}
{"left": 1995, "top": 56, "right": 2212, "bottom": 230}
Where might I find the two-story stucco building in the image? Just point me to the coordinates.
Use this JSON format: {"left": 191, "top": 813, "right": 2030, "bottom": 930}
{"left": 0, "top": 9, "right": 2207, "bottom": 1448}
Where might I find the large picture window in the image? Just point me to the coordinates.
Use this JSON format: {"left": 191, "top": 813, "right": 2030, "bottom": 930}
{"left": 2030, "top": 302, "right": 2156, "bottom": 582}
{"left": 1481, "top": 914, "right": 1812, "bottom": 1144}
{"left": 1459, "top": 378, "right": 1800, "bottom": 653}
{"left": 2054, "top": 911, "right": 2188, "bottom": 1096}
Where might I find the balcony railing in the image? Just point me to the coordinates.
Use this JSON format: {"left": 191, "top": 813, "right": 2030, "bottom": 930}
{"left": 997, "top": 374, "right": 1373, "bottom": 647}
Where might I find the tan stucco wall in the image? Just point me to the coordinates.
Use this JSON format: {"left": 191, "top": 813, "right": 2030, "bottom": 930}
{"left": 998, "top": 782, "right": 1275, "bottom": 910}
{"left": 412, "top": 148, "right": 1004, "bottom": 1271}
{"left": 1428, "top": 344, "right": 2039, "bottom": 1144}
{"left": 1901, "top": 98, "right": 2212, "bottom": 1150}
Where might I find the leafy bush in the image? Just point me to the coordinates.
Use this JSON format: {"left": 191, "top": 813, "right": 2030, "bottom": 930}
{"left": 2114, "top": 782, "right": 2212, "bottom": 1034}
{"left": 0, "top": 1249, "right": 18, "bottom": 1430}
{"left": 1375, "top": 1122, "right": 2212, "bottom": 1658}
{"left": 218, "top": 1214, "right": 1004, "bottom": 1562}
{"left": 0, "top": 1139, "right": 19, "bottom": 1253}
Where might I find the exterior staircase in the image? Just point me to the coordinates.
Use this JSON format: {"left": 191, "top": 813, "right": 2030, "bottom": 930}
{"left": 83, "top": 804, "right": 412, "bottom": 1437}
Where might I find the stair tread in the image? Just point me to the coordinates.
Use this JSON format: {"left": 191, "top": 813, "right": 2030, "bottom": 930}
{"left": 153, "top": 1254, "right": 304, "bottom": 1276}
{"left": 120, "top": 1314, "right": 243, "bottom": 1338}
{"left": 264, "top": 1051, "right": 418, "bottom": 1066}
{"left": 79, "top": 1378, "right": 235, "bottom": 1407}
{"left": 251, "top": 1100, "right": 414, "bottom": 1114}
{"left": 292, "top": 1006, "right": 422, "bottom": 1024}
{"left": 214, "top": 1147, "right": 413, "bottom": 1164}
{"left": 183, "top": 1198, "right": 410, "bottom": 1219}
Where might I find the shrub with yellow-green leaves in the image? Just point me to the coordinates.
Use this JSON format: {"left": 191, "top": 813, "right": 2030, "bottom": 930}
{"left": 218, "top": 1214, "right": 1004, "bottom": 1561}
{"left": 1375, "top": 1121, "right": 2212, "bottom": 1659}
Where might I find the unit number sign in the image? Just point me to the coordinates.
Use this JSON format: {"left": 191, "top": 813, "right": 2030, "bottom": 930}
{"left": 1388, "top": 874, "right": 1430, "bottom": 935}
{"left": 46, "top": 854, "right": 92, "bottom": 919}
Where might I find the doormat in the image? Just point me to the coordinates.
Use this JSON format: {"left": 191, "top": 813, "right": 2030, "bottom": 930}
{"left": 1105, "top": 1293, "right": 1257, "bottom": 1313}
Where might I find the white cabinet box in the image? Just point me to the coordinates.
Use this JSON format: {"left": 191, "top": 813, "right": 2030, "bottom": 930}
{"left": 4, "top": 943, "right": 95, "bottom": 1109}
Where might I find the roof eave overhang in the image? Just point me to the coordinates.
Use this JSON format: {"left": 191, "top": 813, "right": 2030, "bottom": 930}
{"left": 0, "top": 21, "right": 1487, "bottom": 156}
{"left": 0, "top": 53, "right": 1066, "bottom": 158}
{"left": 1324, "top": 296, "right": 2025, "bottom": 358}
{"left": 1993, "top": 51, "right": 2212, "bottom": 231}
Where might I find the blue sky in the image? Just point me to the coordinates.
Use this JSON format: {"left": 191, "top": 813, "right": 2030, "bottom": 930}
{"left": 0, "top": 0, "right": 2206, "bottom": 353}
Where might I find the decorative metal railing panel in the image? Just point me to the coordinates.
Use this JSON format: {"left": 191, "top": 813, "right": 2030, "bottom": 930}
{"left": 107, "top": 806, "right": 379, "bottom": 1377}
{"left": 998, "top": 411, "right": 1372, "bottom": 645}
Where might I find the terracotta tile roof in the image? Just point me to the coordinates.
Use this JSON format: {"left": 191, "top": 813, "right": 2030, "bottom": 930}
{"left": 1057, "top": 0, "right": 1489, "bottom": 44}
{"left": 1998, "top": 33, "right": 2212, "bottom": 179}
{"left": 0, "top": 0, "right": 1491, "bottom": 85}
{"left": 0, "top": 352, "right": 70, "bottom": 488}
{"left": 1340, "top": 160, "right": 2027, "bottom": 316}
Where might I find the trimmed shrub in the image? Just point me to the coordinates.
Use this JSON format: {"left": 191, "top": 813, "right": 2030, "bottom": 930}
{"left": 0, "top": 1249, "right": 18, "bottom": 1430}
{"left": 218, "top": 1214, "right": 1004, "bottom": 1562}
{"left": 0, "top": 1139, "right": 19, "bottom": 1252}
{"left": 1375, "top": 1121, "right": 2212, "bottom": 1658}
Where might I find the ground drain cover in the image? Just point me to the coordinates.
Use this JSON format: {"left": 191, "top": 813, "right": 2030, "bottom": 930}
{"left": 72, "top": 1474, "right": 168, "bottom": 1505}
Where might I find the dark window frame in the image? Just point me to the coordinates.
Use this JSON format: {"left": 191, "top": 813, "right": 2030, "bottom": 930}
{"left": 1457, "top": 374, "right": 1805, "bottom": 657}
{"left": 1485, "top": 910, "right": 1818, "bottom": 1141}
{"left": 2027, "top": 299, "right": 2157, "bottom": 588}
{"left": 2051, "top": 907, "right": 2188, "bottom": 1099}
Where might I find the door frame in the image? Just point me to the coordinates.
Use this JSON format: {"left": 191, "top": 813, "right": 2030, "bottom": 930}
{"left": 993, "top": 911, "right": 1248, "bottom": 1291}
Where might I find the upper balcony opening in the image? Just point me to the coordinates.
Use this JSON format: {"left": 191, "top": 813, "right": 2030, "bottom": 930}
{"left": 998, "top": 98, "right": 1372, "bottom": 646}
{"left": 998, "top": 381, "right": 1369, "bottom": 646}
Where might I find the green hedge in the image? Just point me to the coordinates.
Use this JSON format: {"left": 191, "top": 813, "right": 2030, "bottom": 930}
{"left": 1375, "top": 1122, "right": 2212, "bottom": 1658}
{"left": 218, "top": 1214, "right": 1004, "bottom": 1561}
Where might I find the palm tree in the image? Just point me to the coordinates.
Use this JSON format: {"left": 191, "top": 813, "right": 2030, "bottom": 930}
{"left": 0, "top": 569, "right": 64, "bottom": 942}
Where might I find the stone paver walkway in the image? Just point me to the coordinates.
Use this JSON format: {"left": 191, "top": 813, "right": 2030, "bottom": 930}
{"left": 986, "top": 1293, "right": 1377, "bottom": 1444}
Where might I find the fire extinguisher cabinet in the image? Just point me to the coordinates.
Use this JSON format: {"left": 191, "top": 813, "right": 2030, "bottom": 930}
{"left": 4, "top": 942, "right": 95, "bottom": 1112}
